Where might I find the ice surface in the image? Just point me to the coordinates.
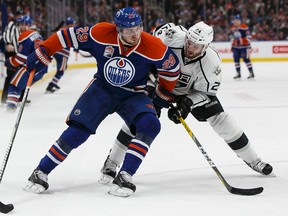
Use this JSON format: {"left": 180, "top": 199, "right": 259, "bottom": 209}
{"left": 0, "top": 62, "right": 287, "bottom": 216}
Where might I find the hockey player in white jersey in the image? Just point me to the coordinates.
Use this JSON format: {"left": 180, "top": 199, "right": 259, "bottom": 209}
{"left": 99, "top": 21, "right": 273, "bottom": 184}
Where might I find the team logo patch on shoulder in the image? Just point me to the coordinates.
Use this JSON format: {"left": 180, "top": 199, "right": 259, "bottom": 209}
{"left": 104, "top": 57, "right": 135, "bottom": 87}
{"left": 214, "top": 66, "right": 221, "bottom": 75}
{"left": 104, "top": 46, "right": 114, "bottom": 58}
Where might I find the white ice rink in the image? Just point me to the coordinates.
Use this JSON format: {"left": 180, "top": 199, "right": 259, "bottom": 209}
{"left": 0, "top": 61, "right": 287, "bottom": 216}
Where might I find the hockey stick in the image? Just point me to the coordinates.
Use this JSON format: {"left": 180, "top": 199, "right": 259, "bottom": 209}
{"left": 0, "top": 69, "right": 35, "bottom": 183}
{"left": 78, "top": 50, "right": 92, "bottom": 58}
{"left": 52, "top": 20, "right": 64, "bottom": 32}
{"left": 0, "top": 69, "right": 35, "bottom": 213}
{"left": 176, "top": 114, "right": 263, "bottom": 195}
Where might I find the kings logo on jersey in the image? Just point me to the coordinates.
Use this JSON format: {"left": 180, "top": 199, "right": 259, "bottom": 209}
{"left": 104, "top": 57, "right": 135, "bottom": 87}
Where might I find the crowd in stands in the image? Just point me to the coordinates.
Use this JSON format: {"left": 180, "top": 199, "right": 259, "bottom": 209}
{"left": 165, "top": 0, "right": 288, "bottom": 41}
{"left": 1, "top": 0, "right": 288, "bottom": 41}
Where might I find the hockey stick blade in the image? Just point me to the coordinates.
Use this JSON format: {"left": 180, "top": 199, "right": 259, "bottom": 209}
{"left": 229, "top": 186, "right": 263, "bottom": 196}
{"left": 214, "top": 166, "right": 264, "bottom": 195}
{"left": 78, "top": 50, "right": 92, "bottom": 58}
{"left": 0, "top": 201, "right": 14, "bottom": 214}
{"left": 176, "top": 114, "right": 264, "bottom": 196}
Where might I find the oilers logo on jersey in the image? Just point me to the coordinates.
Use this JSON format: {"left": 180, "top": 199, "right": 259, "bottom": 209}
{"left": 233, "top": 30, "right": 241, "bottom": 39}
{"left": 104, "top": 57, "right": 135, "bottom": 87}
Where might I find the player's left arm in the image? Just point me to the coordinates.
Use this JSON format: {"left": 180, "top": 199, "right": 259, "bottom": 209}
{"left": 152, "top": 49, "right": 180, "bottom": 108}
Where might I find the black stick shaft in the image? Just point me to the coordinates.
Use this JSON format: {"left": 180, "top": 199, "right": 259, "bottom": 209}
{"left": 0, "top": 70, "right": 35, "bottom": 183}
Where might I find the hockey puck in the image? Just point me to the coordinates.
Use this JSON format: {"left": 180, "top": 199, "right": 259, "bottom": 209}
{"left": 0, "top": 202, "right": 14, "bottom": 214}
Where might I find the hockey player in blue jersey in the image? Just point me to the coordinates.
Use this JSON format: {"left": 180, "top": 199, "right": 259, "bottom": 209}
{"left": 24, "top": 7, "right": 180, "bottom": 197}
{"left": 45, "top": 17, "right": 78, "bottom": 93}
{"left": 231, "top": 15, "right": 254, "bottom": 79}
{"left": 5, "top": 15, "right": 48, "bottom": 110}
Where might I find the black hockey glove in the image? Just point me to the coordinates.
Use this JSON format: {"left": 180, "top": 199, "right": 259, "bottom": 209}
{"left": 168, "top": 97, "right": 193, "bottom": 124}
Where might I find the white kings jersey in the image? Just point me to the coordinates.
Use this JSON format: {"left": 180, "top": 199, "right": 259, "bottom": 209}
{"left": 154, "top": 23, "right": 222, "bottom": 108}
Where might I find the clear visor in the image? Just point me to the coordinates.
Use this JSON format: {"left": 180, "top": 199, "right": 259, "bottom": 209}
{"left": 119, "top": 24, "right": 143, "bottom": 37}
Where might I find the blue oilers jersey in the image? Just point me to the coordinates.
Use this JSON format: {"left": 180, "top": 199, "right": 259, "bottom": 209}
{"left": 10, "top": 30, "right": 43, "bottom": 67}
{"left": 231, "top": 23, "right": 251, "bottom": 49}
{"left": 42, "top": 22, "right": 180, "bottom": 97}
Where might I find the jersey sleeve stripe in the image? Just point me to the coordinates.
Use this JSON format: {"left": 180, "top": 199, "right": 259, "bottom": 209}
{"left": 57, "top": 31, "right": 66, "bottom": 48}
{"left": 69, "top": 27, "right": 79, "bottom": 49}
{"left": 62, "top": 29, "right": 72, "bottom": 48}
{"left": 14, "top": 56, "right": 25, "bottom": 65}
{"left": 158, "top": 74, "right": 179, "bottom": 82}
{"left": 158, "top": 66, "right": 180, "bottom": 75}
{"left": 16, "top": 53, "right": 27, "bottom": 61}
{"left": 12, "top": 53, "right": 26, "bottom": 66}
{"left": 10, "top": 57, "right": 19, "bottom": 67}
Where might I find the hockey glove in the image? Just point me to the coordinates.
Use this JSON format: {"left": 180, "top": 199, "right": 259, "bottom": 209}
{"left": 26, "top": 47, "right": 52, "bottom": 73}
{"left": 168, "top": 97, "right": 193, "bottom": 124}
{"left": 152, "top": 84, "right": 174, "bottom": 108}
